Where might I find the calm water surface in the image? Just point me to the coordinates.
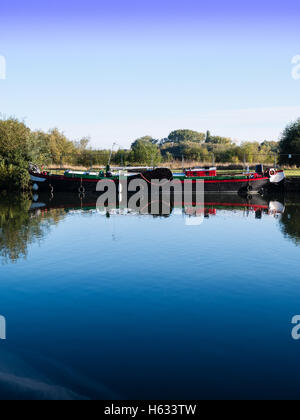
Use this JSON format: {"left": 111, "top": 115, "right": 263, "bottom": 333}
{"left": 0, "top": 193, "right": 300, "bottom": 400}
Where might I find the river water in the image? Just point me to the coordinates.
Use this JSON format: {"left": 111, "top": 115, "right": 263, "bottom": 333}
{"left": 0, "top": 192, "right": 299, "bottom": 399}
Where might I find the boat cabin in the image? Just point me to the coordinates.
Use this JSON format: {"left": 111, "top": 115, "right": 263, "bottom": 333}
{"left": 185, "top": 167, "right": 217, "bottom": 177}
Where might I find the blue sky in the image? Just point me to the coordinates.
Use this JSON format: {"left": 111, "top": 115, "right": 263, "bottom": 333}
{"left": 0, "top": 0, "right": 300, "bottom": 148}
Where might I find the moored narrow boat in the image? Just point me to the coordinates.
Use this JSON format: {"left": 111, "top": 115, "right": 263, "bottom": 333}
{"left": 29, "top": 167, "right": 173, "bottom": 194}
{"left": 172, "top": 165, "right": 285, "bottom": 194}
{"left": 29, "top": 165, "right": 285, "bottom": 194}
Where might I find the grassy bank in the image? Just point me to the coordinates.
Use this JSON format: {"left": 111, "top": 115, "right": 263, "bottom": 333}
{"left": 283, "top": 170, "right": 300, "bottom": 177}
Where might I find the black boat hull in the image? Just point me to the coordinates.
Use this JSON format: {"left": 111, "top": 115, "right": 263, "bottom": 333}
{"left": 30, "top": 172, "right": 270, "bottom": 195}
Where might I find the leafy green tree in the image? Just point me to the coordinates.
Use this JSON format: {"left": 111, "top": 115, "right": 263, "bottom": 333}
{"left": 159, "top": 138, "right": 169, "bottom": 147}
{"left": 258, "top": 141, "right": 279, "bottom": 164}
{"left": 78, "top": 137, "right": 90, "bottom": 151}
{"left": 48, "top": 128, "right": 76, "bottom": 165}
{"left": 163, "top": 152, "right": 174, "bottom": 163}
{"left": 73, "top": 137, "right": 91, "bottom": 164}
{"left": 279, "top": 119, "right": 300, "bottom": 165}
{"left": 168, "top": 130, "right": 205, "bottom": 143}
{"left": 29, "top": 130, "right": 52, "bottom": 165}
{"left": 216, "top": 146, "right": 241, "bottom": 163}
{"left": 94, "top": 150, "right": 111, "bottom": 166}
{"left": 0, "top": 118, "right": 33, "bottom": 190}
{"left": 114, "top": 149, "right": 131, "bottom": 166}
{"left": 182, "top": 143, "right": 204, "bottom": 161}
{"left": 260, "top": 141, "right": 279, "bottom": 154}
{"left": 206, "top": 131, "right": 211, "bottom": 142}
{"left": 0, "top": 118, "right": 32, "bottom": 164}
{"left": 239, "top": 142, "right": 260, "bottom": 163}
{"left": 205, "top": 136, "right": 233, "bottom": 145}
{"left": 131, "top": 136, "right": 161, "bottom": 165}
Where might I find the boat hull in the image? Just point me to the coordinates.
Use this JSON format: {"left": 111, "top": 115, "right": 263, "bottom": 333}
{"left": 175, "top": 177, "right": 269, "bottom": 194}
{"left": 30, "top": 172, "right": 270, "bottom": 194}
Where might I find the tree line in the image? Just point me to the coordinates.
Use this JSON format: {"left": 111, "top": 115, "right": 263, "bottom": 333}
{"left": 0, "top": 117, "right": 300, "bottom": 191}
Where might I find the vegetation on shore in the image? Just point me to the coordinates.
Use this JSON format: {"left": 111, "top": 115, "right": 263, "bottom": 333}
{"left": 0, "top": 117, "right": 300, "bottom": 191}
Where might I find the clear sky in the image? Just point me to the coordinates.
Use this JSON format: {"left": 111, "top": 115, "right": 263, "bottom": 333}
{"left": 0, "top": 0, "right": 300, "bottom": 148}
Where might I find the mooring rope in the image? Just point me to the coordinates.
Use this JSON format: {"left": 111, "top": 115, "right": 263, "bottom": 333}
{"left": 140, "top": 173, "right": 172, "bottom": 187}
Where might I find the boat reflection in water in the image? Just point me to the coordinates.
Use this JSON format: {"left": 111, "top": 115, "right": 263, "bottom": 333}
{"left": 30, "top": 192, "right": 286, "bottom": 220}
{"left": 0, "top": 192, "right": 288, "bottom": 265}
{"left": 0, "top": 191, "right": 298, "bottom": 400}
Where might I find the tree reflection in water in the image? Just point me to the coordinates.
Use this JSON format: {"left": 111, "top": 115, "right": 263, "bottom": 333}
{"left": 280, "top": 197, "right": 300, "bottom": 245}
{"left": 1, "top": 192, "right": 299, "bottom": 263}
{"left": 0, "top": 196, "right": 66, "bottom": 263}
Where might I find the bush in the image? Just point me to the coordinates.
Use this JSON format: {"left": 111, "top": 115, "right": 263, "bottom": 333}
{"left": 0, "top": 159, "right": 30, "bottom": 192}
{"left": 0, "top": 118, "right": 33, "bottom": 191}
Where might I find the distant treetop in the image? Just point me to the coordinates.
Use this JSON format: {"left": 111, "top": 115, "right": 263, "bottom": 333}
{"left": 168, "top": 130, "right": 206, "bottom": 143}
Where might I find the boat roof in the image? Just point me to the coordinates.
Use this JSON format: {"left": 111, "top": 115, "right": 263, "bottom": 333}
{"left": 187, "top": 167, "right": 217, "bottom": 171}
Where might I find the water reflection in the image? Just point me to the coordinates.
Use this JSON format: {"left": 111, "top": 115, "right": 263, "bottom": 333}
{"left": 0, "top": 196, "right": 66, "bottom": 263}
{"left": 0, "top": 191, "right": 299, "bottom": 400}
{"left": 0, "top": 192, "right": 297, "bottom": 264}
{"left": 280, "top": 194, "right": 300, "bottom": 244}
{"left": 30, "top": 192, "right": 285, "bottom": 218}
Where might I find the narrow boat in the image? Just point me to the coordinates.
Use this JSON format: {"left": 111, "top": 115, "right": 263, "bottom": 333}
{"left": 173, "top": 165, "right": 285, "bottom": 194}
{"left": 29, "top": 165, "right": 285, "bottom": 195}
{"left": 29, "top": 167, "right": 173, "bottom": 194}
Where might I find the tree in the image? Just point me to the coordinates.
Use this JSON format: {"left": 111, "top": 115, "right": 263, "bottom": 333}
{"left": 30, "top": 130, "right": 52, "bottom": 165}
{"left": 168, "top": 130, "right": 205, "bottom": 144}
{"left": 239, "top": 142, "right": 260, "bottom": 163}
{"left": 163, "top": 152, "right": 174, "bottom": 163}
{"left": 74, "top": 137, "right": 90, "bottom": 151}
{"left": 131, "top": 136, "right": 153, "bottom": 149}
{"left": 0, "top": 118, "right": 33, "bottom": 190}
{"left": 279, "top": 119, "right": 300, "bottom": 166}
{"left": 114, "top": 149, "right": 131, "bottom": 166}
{"left": 258, "top": 141, "right": 279, "bottom": 164}
{"left": 260, "top": 141, "right": 279, "bottom": 154}
{"left": 131, "top": 136, "right": 161, "bottom": 165}
{"left": 205, "top": 135, "right": 233, "bottom": 145}
{"left": 183, "top": 144, "right": 202, "bottom": 161}
{"left": 48, "top": 128, "right": 76, "bottom": 165}
{"left": 206, "top": 131, "right": 211, "bottom": 142}
{"left": 217, "top": 146, "right": 241, "bottom": 163}
{"left": 0, "top": 118, "right": 32, "bottom": 164}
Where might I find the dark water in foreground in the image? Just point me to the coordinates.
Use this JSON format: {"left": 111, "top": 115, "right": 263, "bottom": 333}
{"left": 0, "top": 192, "right": 300, "bottom": 400}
